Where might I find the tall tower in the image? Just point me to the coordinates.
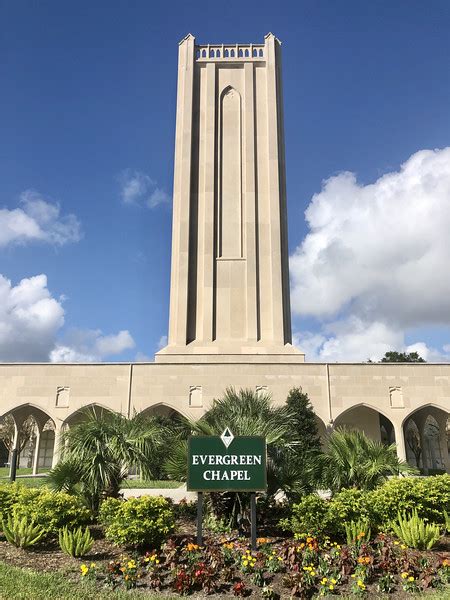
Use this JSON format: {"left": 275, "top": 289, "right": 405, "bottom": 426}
{"left": 156, "top": 33, "right": 304, "bottom": 363}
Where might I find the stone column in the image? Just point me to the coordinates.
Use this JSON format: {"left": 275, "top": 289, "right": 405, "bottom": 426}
{"left": 9, "top": 421, "right": 19, "bottom": 480}
{"left": 394, "top": 422, "right": 407, "bottom": 464}
{"left": 167, "top": 33, "right": 196, "bottom": 346}
{"left": 32, "top": 427, "right": 41, "bottom": 475}
{"left": 51, "top": 424, "right": 62, "bottom": 468}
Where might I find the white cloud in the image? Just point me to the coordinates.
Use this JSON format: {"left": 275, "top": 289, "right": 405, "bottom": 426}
{"left": 0, "top": 273, "right": 136, "bottom": 362}
{"left": 50, "top": 329, "right": 135, "bottom": 363}
{"left": 148, "top": 188, "right": 171, "bottom": 209}
{"left": 0, "top": 274, "right": 64, "bottom": 361}
{"left": 119, "top": 169, "right": 171, "bottom": 208}
{"left": 0, "top": 190, "right": 81, "bottom": 247}
{"left": 290, "top": 147, "right": 450, "bottom": 362}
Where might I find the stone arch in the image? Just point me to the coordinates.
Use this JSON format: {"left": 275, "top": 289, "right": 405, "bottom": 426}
{"left": 0, "top": 403, "right": 55, "bottom": 428}
{"left": 401, "top": 402, "right": 449, "bottom": 426}
{"left": 0, "top": 404, "right": 55, "bottom": 475}
{"left": 401, "top": 403, "right": 449, "bottom": 474}
{"left": 63, "top": 403, "right": 118, "bottom": 427}
{"left": 139, "top": 403, "right": 189, "bottom": 421}
{"left": 333, "top": 404, "right": 396, "bottom": 445}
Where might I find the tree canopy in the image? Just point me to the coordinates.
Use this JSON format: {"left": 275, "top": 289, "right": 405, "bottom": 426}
{"left": 380, "top": 351, "right": 426, "bottom": 363}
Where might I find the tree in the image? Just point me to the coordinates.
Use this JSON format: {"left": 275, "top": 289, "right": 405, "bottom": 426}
{"left": 319, "top": 428, "right": 417, "bottom": 493}
{"left": 48, "top": 407, "right": 165, "bottom": 512}
{"left": 380, "top": 351, "right": 426, "bottom": 363}
{"left": 405, "top": 424, "right": 422, "bottom": 467}
{"left": 0, "top": 415, "right": 36, "bottom": 456}
{"left": 271, "top": 388, "right": 323, "bottom": 500}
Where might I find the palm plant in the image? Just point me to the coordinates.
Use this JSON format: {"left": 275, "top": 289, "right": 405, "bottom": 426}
{"left": 48, "top": 407, "right": 165, "bottom": 511}
{"left": 320, "top": 428, "right": 417, "bottom": 493}
{"left": 165, "top": 387, "right": 320, "bottom": 523}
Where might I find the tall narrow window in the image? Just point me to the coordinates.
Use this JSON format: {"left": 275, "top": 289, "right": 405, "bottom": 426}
{"left": 219, "top": 87, "right": 242, "bottom": 258}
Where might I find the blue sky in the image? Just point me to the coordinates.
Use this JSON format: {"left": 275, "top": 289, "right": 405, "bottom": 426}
{"left": 1, "top": 1, "right": 450, "bottom": 362}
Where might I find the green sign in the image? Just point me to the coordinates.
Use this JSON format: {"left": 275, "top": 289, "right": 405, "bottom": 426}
{"left": 187, "top": 430, "right": 267, "bottom": 492}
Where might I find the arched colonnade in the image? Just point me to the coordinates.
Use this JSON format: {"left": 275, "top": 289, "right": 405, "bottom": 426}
{"left": 1, "top": 402, "right": 449, "bottom": 475}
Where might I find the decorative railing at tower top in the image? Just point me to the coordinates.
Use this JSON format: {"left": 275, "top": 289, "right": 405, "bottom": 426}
{"left": 195, "top": 44, "right": 265, "bottom": 61}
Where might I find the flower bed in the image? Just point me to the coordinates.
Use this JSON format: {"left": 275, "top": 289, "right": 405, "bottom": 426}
{"left": 75, "top": 533, "right": 449, "bottom": 597}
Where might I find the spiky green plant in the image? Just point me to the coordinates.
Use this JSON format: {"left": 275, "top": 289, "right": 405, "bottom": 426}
{"left": 391, "top": 509, "right": 441, "bottom": 550}
{"left": 444, "top": 510, "right": 450, "bottom": 533}
{"left": 1, "top": 515, "right": 45, "bottom": 548}
{"left": 320, "top": 428, "right": 417, "bottom": 493}
{"left": 344, "top": 518, "right": 371, "bottom": 546}
{"left": 58, "top": 526, "right": 94, "bottom": 557}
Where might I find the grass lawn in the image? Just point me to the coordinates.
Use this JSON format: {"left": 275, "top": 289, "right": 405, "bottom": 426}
{"left": 120, "top": 478, "right": 182, "bottom": 489}
{"left": 0, "top": 467, "right": 37, "bottom": 477}
{"left": 0, "top": 562, "right": 175, "bottom": 599}
{"left": 0, "top": 562, "right": 449, "bottom": 600}
{"left": 0, "top": 471, "right": 182, "bottom": 490}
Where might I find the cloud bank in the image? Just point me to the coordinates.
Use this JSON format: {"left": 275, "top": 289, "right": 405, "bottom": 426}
{"left": 0, "top": 190, "right": 82, "bottom": 247}
{"left": 0, "top": 274, "right": 135, "bottom": 362}
{"left": 290, "top": 147, "right": 450, "bottom": 362}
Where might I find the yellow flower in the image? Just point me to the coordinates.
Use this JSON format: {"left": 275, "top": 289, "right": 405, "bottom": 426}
{"left": 408, "top": 576, "right": 414, "bottom": 582}
{"left": 321, "top": 577, "right": 328, "bottom": 584}
{"left": 351, "top": 574, "right": 356, "bottom": 578}
{"left": 394, "top": 541, "right": 399, "bottom": 545}
{"left": 80, "top": 564, "right": 89, "bottom": 576}
{"left": 243, "top": 560, "right": 248, "bottom": 567}
{"left": 155, "top": 559, "right": 160, "bottom": 564}
{"left": 90, "top": 563, "right": 96, "bottom": 569}
{"left": 401, "top": 544, "right": 406, "bottom": 549}
{"left": 329, "top": 585, "right": 334, "bottom": 590}
{"left": 331, "top": 578, "right": 337, "bottom": 584}
{"left": 401, "top": 572, "right": 409, "bottom": 579}
{"left": 310, "top": 571, "right": 316, "bottom": 577}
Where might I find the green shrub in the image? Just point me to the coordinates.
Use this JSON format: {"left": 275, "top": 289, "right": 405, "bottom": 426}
{"left": 0, "top": 484, "right": 40, "bottom": 521}
{"left": 59, "top": 526, "right": 94, "bottom": 557}
{"left": 365, "top": 475, "right": 450, "bottom": 528}
{"left": 283, "top": 475, "right": 450, "bottom": 539}
{"left": 444, "top": 510, "right": 450, "bottom": 533}
{"left": 343, "top": 519, "right": 371, "bottom": 546}
{"left": 281, "top": 493, "right": 329, "bottom": 536}
{"left": 391, "top": 509, "right": 441, "bottom": 550}
{"left": 2, "top": 514, "right": 45, "bottom": 548}
{"left": 12, "top": 489, "right": 91, "bottom": 535}
{"left": 97, "top": 497, "right": 122, "bottom": 526}
{"left": 328, "top": 488, "right": 369, "bottom": 536}
{"left": 98, "top": 496, "right": 175, "bottom": 547}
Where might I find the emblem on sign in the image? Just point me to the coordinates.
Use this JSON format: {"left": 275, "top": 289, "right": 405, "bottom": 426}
{"left": 220, "top": 428, "right": 234, "bottom": 448}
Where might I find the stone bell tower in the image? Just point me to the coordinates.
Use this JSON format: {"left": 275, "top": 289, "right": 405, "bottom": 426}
{"left": 156, "top": 33, "right": 304, "bottom": 363}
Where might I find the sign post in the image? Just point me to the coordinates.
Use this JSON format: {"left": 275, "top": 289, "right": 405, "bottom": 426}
{"left": 187, "top": 429, "right": 267, "bottom": 549}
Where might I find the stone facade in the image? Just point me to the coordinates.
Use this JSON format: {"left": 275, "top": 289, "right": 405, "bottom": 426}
{"left": 0, "top": 34, "right": 448, "bottom": 474}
